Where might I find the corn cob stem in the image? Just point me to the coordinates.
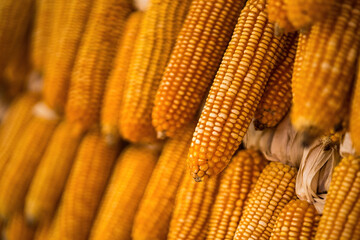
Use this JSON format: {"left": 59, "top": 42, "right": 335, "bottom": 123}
{"left": 152, "top": 0, "right": 246, "bottom": 138}
{"left": 3, "top": 212, "right": 35, "bottom": 240}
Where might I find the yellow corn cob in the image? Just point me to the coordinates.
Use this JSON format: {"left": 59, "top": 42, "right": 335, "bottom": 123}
{"left": 233, "top": 161, "right": 297, "bottom": 240}
{"left": 254, "top": 33, "right": 297, "bottom": 130}
{"left": 89, "top": 144, "right": 159, "bottom": 240}
{"left": 315, "top": 155, "right": 360, "bottom": 239}
{"left": 291, "top": 0, "right": 360, "bottom": 141}
{"left": 207, "top": 149, "right": 268, "bottom": 240}
{"left": 49, "top": 130, "right": 118, "bottom": 240}
{"left": 3, "top": 212, "right": 35, "bottom": 240}
{"left": 270, "top": 199, "right": 320, "bottom": 240}
{"left": 0, "top": 0, "right": 34, "bottom": 74}
{"left": 34, "top": 221, "right": 51, "bottom": 240}
{"left": 187, "top": 0, "right": 285, "bottom": 181}
{"left": 25, "top": 121, "right": 85, "bottom": 223}
{"left": 0, "top": 93, "right": 39, "bottom": 176}
{"left": 132, "top": 123, "right": 195, "bottom": 240}
{"left": 285, "top": 0, "right": 336, "bottom": 30}
{"left": 101, "top": 11, "right": 143, "bottom": 143}
{"left": 168, "top": 173, "right": 219, "bottom": 240}
{"left": 267, "top": 0, "right": 295, "bottom": 33}
{"left": 119, "top": 0, "right": 192, "bottom": 142}
{"left": 350, "top": 62, "right": 360, "bottom": 154}
{"left": 42, "top": 0, "right": 94, "bottom": 113}
{"left": 0, "top": 114, "right": 59, "bottom": 219}
{"left": 65, "top": 0, "right": 134, "bottom": 130}
{"left": 152, "top": 0, "right": 246, "bottom": 138}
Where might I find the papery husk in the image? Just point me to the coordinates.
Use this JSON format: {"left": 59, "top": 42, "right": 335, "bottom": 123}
{"left": 340, "top": 132, "right": 356, "bottom": 157}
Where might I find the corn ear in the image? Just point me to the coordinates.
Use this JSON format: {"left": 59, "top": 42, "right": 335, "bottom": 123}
{"left": 350, "top": 61, "right": 360, "bottom": 154}
{"left": 3, "top": 212, "right": 35, "bottom": 240}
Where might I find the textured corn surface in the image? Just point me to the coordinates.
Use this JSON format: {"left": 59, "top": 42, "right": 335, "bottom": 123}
{"left": 3, "top": 212, "right": 35, "bottom": 240}
{"left": 120, "top": 0, "right": 192, "bottom": 142}
{"left": 0, "top": 93, "right": 38, "bottom": 177}
{"left": 101, "top": 11, "right": 143, "bottom": 143}
{"left": 132, "top": 123, "right": 195, "bottom": 240}
{"left": 267, "top": 0, "right": 294, "bottom": 33}
{"left": 207, "top": 149, "right": 268, "bottom": 240}
{"left": 152, "top": 0, "right": 246, "bottom": 138}
{"left": 43, "top": 0, "right": 94, "bottom": 113}
{"left": 65, "top": 0, "right": 134, "bottom": 130}
{"left": 187, "top": 0, "right": 284, "bottom": 181}
{"left": 291, "top": 0, "right": 360, "bottom": 138}
{"left": 0, "top": 0, "right": 33, "bottom": 74}
{"left": 233, "top": 161, "right": 298, "bottom": 240}
{"left": 168, "top": 173, "right": 219, "bottom": 240}
{"left": 34, "top": 221, "right": 51, "bottom": 240}
{"left": 254, "top": 33, "right": 297, "bottom": 130}
{"left": 49, "top": 130, "right": 118, "bottom": 240}
{"left": 270, "top": 199, "right": 320, "bottom": 240}
{"left": 0, "top": 116, "right": 58, "bottom": 218}
{"left": 350, "top": 61, "right": 360, "bottom": 154}
{"left": 315, "top": 156, "right": 360, "bottom": 240}
{"left": 25, "top": 121, "right": 84, "bottom": 223}
{"left": 90, "top": 144, "right": 159, "bottom": 240}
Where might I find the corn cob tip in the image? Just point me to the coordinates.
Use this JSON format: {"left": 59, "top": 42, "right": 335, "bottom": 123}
{"left": 101, "top": 125, "right": 119, "bottom": 146}
{"left": 274, "top": 23, "right": 284, "bottom": 37}
{"left": 156, "top": 131, "right": 167, "bottom": 140}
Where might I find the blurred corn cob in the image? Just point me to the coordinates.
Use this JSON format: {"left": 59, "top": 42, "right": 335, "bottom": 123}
{"left": 34, "top": 221, "right": 51, "bottom": 240}
{"left": 267, "top": 0, "right": 295, "bottom": 34}
{"left": 25, "top": 121, "right": 84, "bottom": 223}
{"left": 3, "top": 212, "right": 35, "bottom": 240}
{"left": 65, "top": 0, "right": 134, "bottom": 130}
{"left": 101, "top": 11, "right": 143, "bottom": 143}
{"left": 187, "top": 0, "right": 286, "bottom": 181}
{"left": 132, "top": 123, "right": 194, "bottom": 240}
{"left": 152, "top": 0, "right": 246, "bottom": 138}
{"left": 119, "top": 0, "right": 192, "bottom": 142}
{"left": 90, "top": 144, "right": 160, "bottom": 240}
{"left": 350, "top": 61, "right": 360, "bottom": 154}
{"left": 49, "top": 130, "right": 118, "bottom": 240}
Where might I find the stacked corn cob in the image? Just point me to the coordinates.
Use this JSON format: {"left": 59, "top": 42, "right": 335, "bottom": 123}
{"left": 0, "top": 0, "right": 360, "bottom": 239}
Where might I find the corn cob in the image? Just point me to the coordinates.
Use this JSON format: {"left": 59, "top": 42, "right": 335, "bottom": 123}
{"left": 119, "top": 0, "right": 192, "bottom": 143}
{"left": 267, "top": 0, "right": 294, "bottom": 34}
{"left": 65, "top": 0, "right": 134, "bottom": 130}
{"left": 34, "top": 221, "right": 51, "bottom": 240}
{"left": 168, "top": 173, "right": 219, "bottom": 240}
{"left": 90, "top": 144, "right": 159, "bottom": 240}
{"left": 207, "top": 149, "right": 268, "bottom": 240}
{"left": 350, "top": 61, "right": 360, "bottom": 154}
{"left": 49, "top": 130, "right": 118, "bottom": 240}
{"left": 315, "top": 155, "right": 360, "bottom": 239}
{"left": 254, "top": 33, "right": 297, "bottom": 130}
{"left": 0, "top": 114, "right": 58, "bottom": 219}
{"left": 132, "top": 123, "right": 195, "bottom": 240}
{"left": 3, "top": 212, "right": 35, "bottom": 240}
{"left": 0, "top": 0, "right": 34, "bottom": 74}
{"left": 25, "top": 121, "right": 84, "bottom": 223}
{"left": 270, "top": 199, "right": 320, "bottom": 240}
{"left": 0, "top": 93, "right": 39, "bottom": 177}
{"left": 188, "top": 0, "right": 285, "bottom": 181}
{"left": 42, "top": 0, "right": 94, "bottom": 113}
{"left": 152, "top": 0, "right": 246, "bottom": 138}
{"left": 233, "top": 161, "right": 297, "bottom": 240}
{"left": 101, "top": 11, "right": 143, "bottom": 143}
{"left": 291, "top": 0, "right": 360, "bottom": 141}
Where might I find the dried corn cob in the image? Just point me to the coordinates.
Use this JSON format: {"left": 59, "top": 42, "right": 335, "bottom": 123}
{"left": 270, "top": 199, "right": 320, "bottom": 240}
{"left": 101, "top": 11, "right": 143, "bottom": 143}
{"left": 168, "top": 173, "right": 219, "bottom": 240}
{"left": 152, "top": 0, "right": 246, "bottom": 138}
{"left": 207, "top": 149, "right": 268, "bottom": 240}
{"left": 119, "top": 0, "right": 192, "bottom": 142}
{"left": 0, "top": 110, "right": 59, "bottom": 218}
{"left": 233, "top": 161, "right": 297, "bottom": 240}
{"left": 0, "top": 0, "right": 34, "bottom": 74}
{"left": 187, "top": 0, "right": 285, "bottom": 181}
{"left": 90, "top": 144, "right": 159, "bottom": 240}
{"left": 25, "top": 121, "right": 84, "bottom": 223}
{"left": 315, "top": 155, "right": 360, "bottom": 240}
{"left": 254, "top": 33, "right": 297, "bottom": 130}
{"left": 49, "top": 130, "right": 118, "bottom": 240}
{"left": 0, "top": 93, "right": 39, "bottom": 177}
{"left": 34, "top": 221, "right": 51, "bottom": 240}
{"left": 3, "top": 212, "right": 35, "bottom": 240}
{"left": 42, "top": 0, "right": 94, "bottom": 113}
{"left": 65, "top": 0, "right": 134, "bottom": 130}
{"left": 350, "top": 62, "right": 360, "bottom": 154}
{"left": 267, "top": 0, "right": 294, "bottom": 34}
{"left": 291, "top": 0, "right": 360, "bottom": 140}
{"left": 132, "top": 123, "right": 195, "bottom": 240}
